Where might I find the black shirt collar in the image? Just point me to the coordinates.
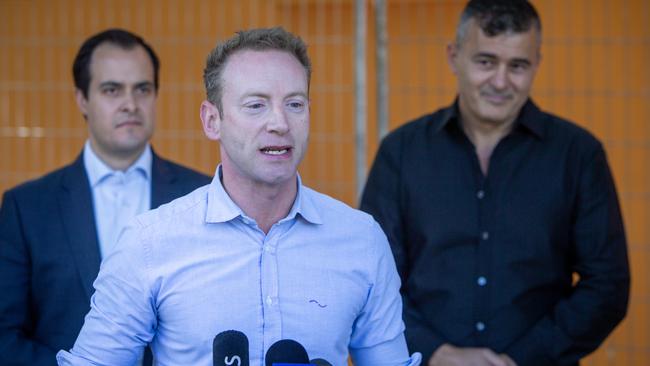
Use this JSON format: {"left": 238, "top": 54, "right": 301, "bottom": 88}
{"left": 436, "top": 98, "right": 547, "bottom": 140}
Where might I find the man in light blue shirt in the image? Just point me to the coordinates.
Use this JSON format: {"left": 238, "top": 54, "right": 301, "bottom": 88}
{"left": 57, "top": 27, "right": 421, "bottom": 366}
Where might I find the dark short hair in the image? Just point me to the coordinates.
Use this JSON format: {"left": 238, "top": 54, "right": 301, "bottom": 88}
{"left": 72, "top": 28, "right": 160, "bottom": 98}
{"left": 203, "top": 27, "right": 311, "bottom": 115}
{"left": 456, "top": 0, "right": 541, "bottom": 45}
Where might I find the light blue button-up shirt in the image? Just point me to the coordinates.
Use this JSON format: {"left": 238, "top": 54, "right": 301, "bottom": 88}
{"left": 83, "top": 141, "right": 152, "bottom": 258}
{"left": 57, "top": 168, "right": 420, "bottom": 366}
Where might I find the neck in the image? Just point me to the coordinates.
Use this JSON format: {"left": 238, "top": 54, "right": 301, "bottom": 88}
{"left": 220, "top": 167, "right": 297, "bottom": 234}
{"left": 91, "top": 143, "right": 145, "bottom": 171}
{"left": 460, "top": 115, "right": 515, "bottom": 176}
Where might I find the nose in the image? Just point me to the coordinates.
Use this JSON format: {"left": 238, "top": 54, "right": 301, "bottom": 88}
{"left": 490, "top": 65, "right": 509, "bottom": 90}
{"left": 266, "top": 105, "right": 290, "bottom": 135}
{"left": 120, "top": 91, "right": 137, "bottom": 113}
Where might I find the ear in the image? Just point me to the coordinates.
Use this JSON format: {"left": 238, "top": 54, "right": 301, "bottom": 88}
{"left": 446, "top": 43, "right": 459, "bottom": 75}
{"left": 75, "top": 89, "right": 89, "bottom": 118}
{"left": 200, "top": 100, "right": 221, "bottom": 141}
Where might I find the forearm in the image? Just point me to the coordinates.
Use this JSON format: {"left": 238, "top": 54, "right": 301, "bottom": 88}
{"left": 504, "top": 144, "right": 628, "bottom": 364}
{"left": 59, "top": 227, "right": 156, "bottom": 365}
{"left": 512, "top": 262, "right": 628, "bottom": 364}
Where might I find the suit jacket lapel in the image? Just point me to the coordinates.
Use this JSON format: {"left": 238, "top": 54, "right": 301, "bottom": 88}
{"left": 59, "top": 154, "right": 101, "bottom": 300}
{"left": 150, "top": 152, "right": 177, "bottom": 209}
{"left": 57, "top": 151, "right": 183, "bottom": 300}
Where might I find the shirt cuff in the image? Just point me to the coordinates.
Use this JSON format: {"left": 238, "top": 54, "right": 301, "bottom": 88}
{"left": 350, "top": 333, "right": 422, "bottom": 366}
{"left": 56, "top": 350, "right": 97, "bottom": 366}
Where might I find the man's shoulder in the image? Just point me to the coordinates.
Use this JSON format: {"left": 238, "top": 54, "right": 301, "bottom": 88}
{"left": 380, "top": 106, "right": 451, "bottom": 151}
{"left": 392, "top": 107, "right": 449, "bottom": 136}
{"left": 2, "top": 159, "right": 81, "bottom": 203}
{"left": 134, "top": 184, "right": 210, "bottom": 229}
{"left": 153, "top": 155, "right": 212, "bottom": 185}
{"left": 538, "top": 109, "right": 603, "bottom": 151}
{"left": 302, "top": 186, "right": 377, "bottom": 227}
{"left": 300, "top": 186, "right": 390, "bottom": 268}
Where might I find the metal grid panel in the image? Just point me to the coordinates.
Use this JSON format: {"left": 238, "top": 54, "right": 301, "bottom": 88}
{"left": 0, "top": 0, "right": 359, "bottom": 203}
{"left": 0, "top": 0, "right": 648, "bottom": 364}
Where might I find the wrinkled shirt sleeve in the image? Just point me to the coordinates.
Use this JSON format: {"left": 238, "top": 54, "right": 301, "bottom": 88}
{"left": 348, "top": 221, "right": 421, "bottom": 366}
{"left": 57, "top": 225, "right": 156, "bottom": 365}
{"left": 504, "top": 145, "right": 629, "bottom": 365}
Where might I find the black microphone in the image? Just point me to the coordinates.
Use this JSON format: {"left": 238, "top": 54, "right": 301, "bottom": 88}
{"left": 213, "top": 330, "right": 249, "bottom": 366}
{"left": 309, "top": 358, "right": 332, "bottom": 366}
{"left": 264, "top": 339, "right": 310, "bottom": 366}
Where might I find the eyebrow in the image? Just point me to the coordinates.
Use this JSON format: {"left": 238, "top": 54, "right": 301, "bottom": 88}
{"left": 509, "top": 58, "right": 532, "bottom": 65}
{"left": 98, "top": 81, "right": 123, "bottom": 89}
{"left": 97, "top": 80, "right": 154, "bottom": 89}
{"left": 241, "top": 91, "right": 309, "bottom": 100}
{"left": 473, "top": 52, "right": 532, "bottom": 65}
{"left": 284, "top": 91, "right": 309, "bottom": 99}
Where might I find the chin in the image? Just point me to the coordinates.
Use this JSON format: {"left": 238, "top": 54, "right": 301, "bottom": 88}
{"left": 260, "top": 172, "right": 296, "bottom": 187}
{"left": 477, "top": 108, "right": 516, "bottom": 124}
{"left": 115, "top": 142, "right": 148, "bottom": 155}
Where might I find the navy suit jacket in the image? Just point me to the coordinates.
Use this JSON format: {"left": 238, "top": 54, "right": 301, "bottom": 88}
{"left": 0, "top": 151, "right": 211, "bottom": 365}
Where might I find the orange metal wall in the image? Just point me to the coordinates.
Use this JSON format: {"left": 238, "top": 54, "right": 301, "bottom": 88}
{"left": 1, "top": 1, "right": 648, "bottom": 364}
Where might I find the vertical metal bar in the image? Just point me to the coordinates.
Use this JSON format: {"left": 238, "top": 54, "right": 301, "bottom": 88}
{"left": 375, "top": 0, "right": 389, "bottom": 141}
{"left": 355, "top": 0, "right": 367, "bottom": 202}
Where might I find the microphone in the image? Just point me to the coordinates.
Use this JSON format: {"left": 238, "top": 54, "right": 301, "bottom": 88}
{"left": 213, "top": 330, "right": 249, "bottom": 366}
{"left": 309, "top": 359, "right": 332, "bottom": 366}
{"left": 264, "top": 339, "right": 310, "bottom": 366}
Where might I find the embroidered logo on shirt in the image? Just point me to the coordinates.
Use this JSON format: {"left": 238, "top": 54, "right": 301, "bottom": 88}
{"left": 309, "top": 299, "right": 327, "bottom": 308}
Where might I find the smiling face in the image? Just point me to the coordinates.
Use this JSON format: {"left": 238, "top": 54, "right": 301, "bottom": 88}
{"left": 76, "top": 42, "right": 156, "bottom": 168}
{"left": 448, "top": 19, "right": 540, "bottom": 128}
{"left": 201, "top": 49, "right": 310, "bottom": 191}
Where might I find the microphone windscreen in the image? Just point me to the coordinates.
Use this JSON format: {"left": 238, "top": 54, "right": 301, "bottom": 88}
{"left": 213, "top": 330, "right": 250, "bottom": 366}
{"left": 264, "top": 339, "right": 310, "bottom": 366}
{"left": 309, "top": 359, "right": 332, "bottom": 366}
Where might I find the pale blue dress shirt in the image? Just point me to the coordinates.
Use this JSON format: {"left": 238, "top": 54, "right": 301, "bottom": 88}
{"left": 57, "top": 167, "right": 421, "bottom": 366}
{"left": 83, "top": 141, "right": 152, "bottom": 258}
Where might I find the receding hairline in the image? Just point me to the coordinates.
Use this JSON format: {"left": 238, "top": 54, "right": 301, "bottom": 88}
{"left": 455, "top": 1, "right": 542, "bottom": 47}
{"left": 216, "top": 48, "right": 310, "bottom": 97}
{"left": 455, "top": 17, "right": 542, "bottom": 50}
{"left": 221, "top": 48, "right": 309, "bottom": 74}
{"left": 85, "top": 42, "right": 156, "bottom": 86}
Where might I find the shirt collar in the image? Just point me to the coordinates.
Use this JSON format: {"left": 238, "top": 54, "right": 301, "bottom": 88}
{"left": 284, "top": 175, "right": 322, "bottom": 225}
{"left": 83, "top": 140, "right": 152, "bottom": 187}
{"left": 205, "top": 165, "right": 322, "bottom": 225}
{"left": 436, "top": 98, "right": 546, "bottom": 140}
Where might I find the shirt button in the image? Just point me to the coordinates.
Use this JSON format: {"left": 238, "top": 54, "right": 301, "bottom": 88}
{"left": 481, "top": 231, "right": 489, "bottom": 240}
{"left": 476, "top": 322, "right": 486, "bottom": 332}
{"left": 477, "top": 190, "right": 485, "bottom": 199}
{"left": 477, "top": 276, "right": 487, "bottom": 286}
{"left": 265, "top": 296, "right": 273, "bottom": 306}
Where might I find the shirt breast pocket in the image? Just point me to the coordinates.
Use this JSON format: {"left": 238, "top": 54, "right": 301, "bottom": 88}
{"left": 287, "top": 267, "right": 369, "bottom": 335}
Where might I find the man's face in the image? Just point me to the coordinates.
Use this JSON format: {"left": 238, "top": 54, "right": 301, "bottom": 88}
{"left": 202, "top": 49, "right": 309, "bottom": 189}
{"left": 448, "top": 19, "right": 540, "bottom": 127}
{"left": 76, "top": 43, "right": 156, "bottom": 164}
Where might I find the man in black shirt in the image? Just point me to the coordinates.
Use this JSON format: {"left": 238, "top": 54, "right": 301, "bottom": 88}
{"left": 360, "top": 1, "right": 629, "bottom": 365}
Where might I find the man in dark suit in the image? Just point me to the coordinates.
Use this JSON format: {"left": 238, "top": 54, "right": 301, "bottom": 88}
{"left": 0, "top": 29, "right": 210, "bottom": 365}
